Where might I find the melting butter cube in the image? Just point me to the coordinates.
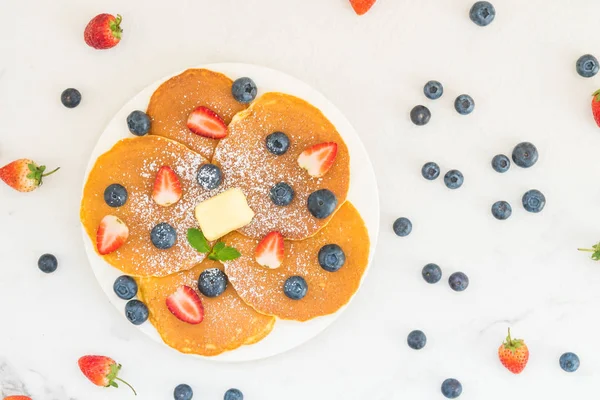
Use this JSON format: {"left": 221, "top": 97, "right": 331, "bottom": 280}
{"left": 194, "top": 188, "right": 255, "bottom": 241}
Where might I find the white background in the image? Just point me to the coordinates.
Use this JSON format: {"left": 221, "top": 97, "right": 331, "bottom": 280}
{"left": 1, "top": 0, "right": 600, "bottom": 399}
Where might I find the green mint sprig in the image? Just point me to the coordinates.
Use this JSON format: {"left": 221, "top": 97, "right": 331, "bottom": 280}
{"left": 187, "top": 228, "right": 241, "bottom": 261}
{"left": 578, "top": 242, "right": 600, "bottom": 261}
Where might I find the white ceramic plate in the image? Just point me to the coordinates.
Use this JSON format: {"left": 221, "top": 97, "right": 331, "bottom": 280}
{"left": 81, "top": 63, "right": 380, "bottom": 362}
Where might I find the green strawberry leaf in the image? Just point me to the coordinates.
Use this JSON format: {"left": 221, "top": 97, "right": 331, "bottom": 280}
{"left": 27, "top": 163, "right": 37, "bottom": 172}
{"left": 26, "top": 172, "right": 36, "bottom": 179}
{"left": 187, "top": 228, "right": 210, "bottom": 253}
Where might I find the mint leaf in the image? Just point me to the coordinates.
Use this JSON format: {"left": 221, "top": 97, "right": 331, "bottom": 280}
{"left": 208, "top": 242, "right": 226, "bottom": 260}
{"left": 208, "top": 241, "right": 241, "bottom": 261}
{"left": 216, "top": 246, "right": 241, "bottom": 261}
{"left": 187, "top": 228, "right": 210, "bottom": 253}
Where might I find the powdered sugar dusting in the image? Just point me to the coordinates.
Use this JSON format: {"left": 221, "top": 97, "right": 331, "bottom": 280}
{"left": 213, "top": 92, "right": 350, "bottom": 240}
{"left": 81, "top": 136, "right": 221, "bottom": 277}
{"left": 146, "top": 69, "right": 248, "bottom": 160}
{"left": 222, "top": 202, "right": 370, "bottom": 321}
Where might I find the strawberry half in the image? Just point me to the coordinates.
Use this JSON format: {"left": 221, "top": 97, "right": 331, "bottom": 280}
{"left": 78, "top": 355, "right": 136, "bottom": 394}
{"left": 152, "top": 165, "right": 182, "bottom": 207}
{"left": 349, "top": 0, "right": 377, "bottom": 15}
{"left": 592, "top": 89, "right": 600, "bottom": 128}
{"left": 166, "top": 286, "right": 205, "bottom": 324}
{"left": 187, "top": 106, "right": 227, "bottom": 139}
{"left": 298, "top": 142, "right": 338, "bottom": 178}
{"left": 96, "top": 215, "right": 129, "bottom": 255}
{"left": 255, "top": 231, "right": 284, "bottom": 269}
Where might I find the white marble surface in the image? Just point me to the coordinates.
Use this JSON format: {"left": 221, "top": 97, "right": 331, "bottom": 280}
{"left": 1, "top": 0, "right": 600, "bottom": 399}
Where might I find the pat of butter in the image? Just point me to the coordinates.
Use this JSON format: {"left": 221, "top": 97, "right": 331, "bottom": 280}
{"left": 194, "top": 188, "right": 255, "bottom": 241}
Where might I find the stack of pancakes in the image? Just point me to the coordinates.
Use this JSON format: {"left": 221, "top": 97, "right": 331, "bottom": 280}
{"left": 80, "top": 69, "right": 370, "bottom": 356}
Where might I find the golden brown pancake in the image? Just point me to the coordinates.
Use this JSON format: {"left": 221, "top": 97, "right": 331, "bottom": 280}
{"left": 137, "top": 259, "right": 275, "bottom": 356}
{"left": 223, "top": 202, "right": 369, "bottom": 321}
{"left": 81, "top": 135, "right": 218, "bottom": 277}
{"left": 212, "top": 92, "right": 350, "bottom": 240}
{"left": 147, "top": 69, "right": 248, "bottom": 160}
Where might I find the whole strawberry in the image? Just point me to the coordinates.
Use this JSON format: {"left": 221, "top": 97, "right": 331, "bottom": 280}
{"left": 84, "top": 14, "right": 123, "bottom": 50}
{"left": 3, "top": 396, "right": 32, "bottom": 400}
{"left": 78, "top": 355, "right": 136, "bottom": 395}
{"left": 592, "top": 89, "right": 600, "bottom": 128}
{"left": 0, "top": 159, "right": 59, "bottom": 192}
{"left": 349, "top": 0, "right": 377, "bottom": 15}
{"left": 498, "top": 328, "right": 529, "bottom": 374}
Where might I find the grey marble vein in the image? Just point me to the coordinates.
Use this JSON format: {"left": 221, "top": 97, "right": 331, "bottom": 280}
{"left": 0, "top": 359, "right": 30, "bottom": 397}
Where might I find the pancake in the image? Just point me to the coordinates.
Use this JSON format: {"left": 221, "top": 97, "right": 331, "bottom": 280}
{"left": 137, "top": 259, "right": 276, "bottom": 356}
{"left": 223, "top": 202, "right": 369, "bottom": 321}
{"left": 147, "top": 69, "right": 248, "bottom": 160}
{"left": 81, "top": 135, "right": 219, "bottom": 277}
{"left": 212, "top": 92, "right": 351, "bottom": 240}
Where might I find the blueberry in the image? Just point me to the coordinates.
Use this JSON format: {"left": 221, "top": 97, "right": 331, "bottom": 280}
{"left": 441, "top": 378, "right": 462, "bottom": 399}
{"left": 127, "top": 110, "right": 151, "bottom": 136}
{"left": 125, "top": 299, "right": 149, "bottom": 325}
{"left": 232, "top": 77, "right": 257, "bottom": 103}
{"left": 307, "top": 189, "right": 338, "bottom": 219}
{"left": 422, "top": 263, "right": 442, "bottom": 284}
{"left": 37, "top": 253, "right": 58, "bottom": 273}
{"left": 283, "top": 276, "right": 308, "bottom": 300}
{"left": 491, "top": 154, "right": 510, "bottom": 173}
{"left": 469, "top": 1, "right": 496, "bottom": 26}
{"left": 512, "top": 142, "right": 538, "bottom": 168}
{"left": 265, "top": 131, "right": 290, "bottom": 155}
{"left": 407, "top": 330, "right": 427, "bottom": 350}
{"left": 455, "top": 95, "right": 475, "bottom": 115}
{"left": 449, "top": 272, "right": 469, "bottom": 292}
{"left": 150, "top": 223, "right": 177, "bottom": 249}
{"left": 61, "top": 88, "right": 81, "bottom": 108}
{"left": 444, "top": 170, "right": 464, "bottom": 189}
{"left": 174, "top": 383, "right": 193, "bottom": 400}
{"left": 224, "top": 388, "right": 244, "bottom": 400}
{"left": 270, "top": 182, "right": 295, "bottom": 206}
{"left": 197, "top": 163, "right": 223, "bottom": 190}
{"left": 522, "top": 189, "right": 546, "bottom": 213}
{"left": 491, "top": 201, "right": 512, "bottom": 220}
{"left": 113, "top": 275, "right": 138, "bottom": 300}
{"left": 576, "top": 54, "right": 599, "bottom": 78}
{"left": 423, "top": 81, "right": 443, "bottom": 100}
{"left": 393, "top": 217, "right": 412, "bottom": 237}
{"left": 559, "top": 352, "right": 580, "bottom": 373}
{"left": 421, "top": 162, "right": 440, "bottom": 180}
{"left": 198, "top": 268, "right": 228, "bottom": 298}
{"left": 410, "top": 105, "right": 431, "bottom": 126}
{"left": 318, "top": 244, "right": 346, "bottom": 272}
{"left": 104, "top": 184, "right": 128, "bottom": 207}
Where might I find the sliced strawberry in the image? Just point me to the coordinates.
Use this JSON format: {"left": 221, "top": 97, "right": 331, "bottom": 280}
{"left": 187, "top": 106, "right": 227, "bottom": 139}
{"left": 255, "top": 231, "right": 284, "bottom": 269}
{"left": 152, "top": 166, "right": 182, "bottom": 207}
{"left": 297, "top": 142, "right": 338, "bottom": 178}
{"left": 349, "top": 0, "right": 377, "bottom": 15}
{"left": 166, "top": 286, "right": 204, "bottom": 324}
{"left": 96, "top": 215, "right": 129, "bottom": 255}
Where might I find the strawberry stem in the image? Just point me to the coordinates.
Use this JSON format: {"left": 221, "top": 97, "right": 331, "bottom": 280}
{"left": 578, "top": 248, "right": 594, "bottom": 252}
{"left": 506, "top": 327, "right": 512, "bottom": 346}
{"left": 42, "top": 166, "right": 60, "bottom": 177}
{"left": 115, "top": 377, "right": 137, "bottom": 396}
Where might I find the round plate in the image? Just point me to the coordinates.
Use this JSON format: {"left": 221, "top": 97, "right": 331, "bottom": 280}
{"left": 81, "top": 63, "right": 380, "bottom": 362}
